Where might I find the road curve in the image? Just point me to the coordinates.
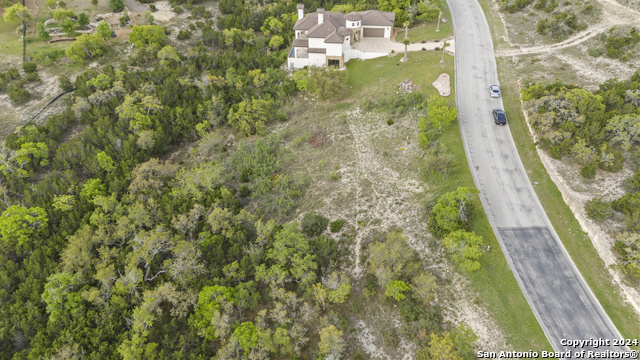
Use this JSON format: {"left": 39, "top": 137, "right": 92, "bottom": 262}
{"left": 446, "top": 0, "right": 627, "bottom": 354}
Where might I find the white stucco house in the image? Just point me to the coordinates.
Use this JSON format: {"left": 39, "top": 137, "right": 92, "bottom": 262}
{"left": 288, "top": 4, "right": 396, "bottom": 69}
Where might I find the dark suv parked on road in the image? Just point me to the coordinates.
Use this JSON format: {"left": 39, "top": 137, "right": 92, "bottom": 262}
{"left": 493, "top": 109, "right": 507, "bottom": 125}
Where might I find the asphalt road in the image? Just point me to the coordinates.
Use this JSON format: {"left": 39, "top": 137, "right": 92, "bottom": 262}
{"left": 446, "top": 0, "right": 628, "bottom": 354}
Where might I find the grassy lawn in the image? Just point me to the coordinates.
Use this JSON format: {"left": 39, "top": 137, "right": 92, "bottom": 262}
{"left": 394, "top": 1, "right": 453, "bottom": 43}
{"left": 346, "top": 51, "right": 551, "bottom": 351}
{"left": 346, "top": 50, "right": 454, "bottom": 105}
{"left": 474, "top": 0, "right": 640, "bottom": 346}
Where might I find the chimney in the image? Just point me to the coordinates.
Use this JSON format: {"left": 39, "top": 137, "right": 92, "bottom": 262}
{"left": 317, "top": 8, "right": 324, "bottom": 24}
{"left": 297, "top": 4, "right": 304, "bottom": 21}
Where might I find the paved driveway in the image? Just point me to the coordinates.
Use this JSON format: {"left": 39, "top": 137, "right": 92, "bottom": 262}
{"left": 447, "top": 0, "right": 629, "bottom": 354}
{"left": 352, "top": 37, "right": 455, "bottom": 54}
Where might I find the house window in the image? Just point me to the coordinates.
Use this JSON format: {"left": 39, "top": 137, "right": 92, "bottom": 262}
{"left": 328, "top": 59, "right": 340, "bottom": 67}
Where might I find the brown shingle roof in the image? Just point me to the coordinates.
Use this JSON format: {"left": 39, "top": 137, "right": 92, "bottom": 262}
{"left": 292, "top": 39, "right": 308, "bottom": 47}
{"left": 359, "top": 10, "right": 395, "bottom": 26}
{"left": 337, "top": 27, "right": 352, "bottom": 36}
{"left": 344, "top": 12, "right": 362, "bottom": 21}
{"left": 324, "top": 33, "right": 344, "bottom": 43}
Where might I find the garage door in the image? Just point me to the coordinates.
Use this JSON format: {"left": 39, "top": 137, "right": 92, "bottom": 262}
{"left": 363, "top": 28, "right": 384, "bottom": 37}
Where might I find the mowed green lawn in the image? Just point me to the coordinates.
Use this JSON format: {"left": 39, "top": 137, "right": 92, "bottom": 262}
{"left": 346, "top": 51, "right": 552, "bottom": 351}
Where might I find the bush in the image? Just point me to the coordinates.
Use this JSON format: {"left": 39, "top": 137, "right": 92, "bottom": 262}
{"left": 7, "top": 83, "right": 31, "bottom": 105}
{"left": 59, "top": 76, "right": 74, "bottom": 91}
{"left": 330, "top": 219, "right": 344, "bottom": 232}
{"left": 177, "top": 30, "right": 192, "bottom": 40}
{"left": 109, "top": 0, "right": 124, "bottom": 12}
{"left": 301, "top": 212, "right": 329, "bottom": 237}
{"left": 119, "top": 13, "right": 130, "bottom": 27}
{"left": 580, "top": 162, "right": 596, "bottom": 179}
{"left": 149, "top": 4, "right": 156, "bottom": 11}
{"left": 6, "top": 68, "right": 20, "bottom": 81}
{"left": 22, "top": 62, "right": 37, "bottom": 73}
{"left": 26, "top": 72, "right": 40, "bottom": 82}
{"left": 585, "top": 198, "right": 613, "bottom": 222}
{"left": 173, "top": 6, "right": 183, "bottom": 14}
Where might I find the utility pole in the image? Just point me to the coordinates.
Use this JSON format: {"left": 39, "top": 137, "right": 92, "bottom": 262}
{"left": 436, "top": 12, "right": 442, "bottom": 33}
{"left": 22, "top": 0, "right": 26, "bottom": 62}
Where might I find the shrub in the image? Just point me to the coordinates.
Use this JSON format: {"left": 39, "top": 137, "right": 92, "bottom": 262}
{"left": 387, "top": 119, "right": 394, "bottom": 125}
{"left": 177, "top": 30, "right": 192, "bottom": 40}
{"left": 109, "top": 0, "right": 124, "bottom": 12}
{"left": 119, "top": 13, "right": 130, "bottom": 27}
{"left": 585, "top": 198, "right": 613, "bottom": 222}
{"left": 25, "top": 72, "right": 40, "bottom": 82}
{"left": 330, "top": 219, "right": 344, "bottom": 232}
{"left": 301, "top": 212, "right": 329, "bottom": 237}
{"left": 7, "top": 83, "right": 31, "bottom": 104}
{"left": 22, "top": 62, "right": 37, "bottom": 73}
{"left": 173, "top": 5, "right": 183, "bottom": 13}
{"left": 149, "top": 4, "right": 157, "bottom": 11}
{"left": 59, "top": 76, "right": 74, "bottom": 91}
{"left": 6, "top": 68, "right": 20, "bottom": 81}
{"left": 580, "top": 162, "right": 596, "bottom": 179}
{"left": 189, "top": 23, "right": 196, "bottom": 31}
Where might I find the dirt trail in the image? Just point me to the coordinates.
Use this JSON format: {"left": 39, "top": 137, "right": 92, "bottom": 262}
{"left": 496, "top": 0, "right": 640, "bottom": 57}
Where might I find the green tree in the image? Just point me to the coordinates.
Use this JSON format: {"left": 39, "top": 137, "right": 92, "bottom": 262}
{"left": 0, "top": 205, "right": 48, "bottom": 245}
{"left": 96, "top": 21, "right": 112, "bottom": 39}
{"left": 109, "top": 0, "right": 124, "bottom": 12}
{"left": 41, "top": 272, "right": 84, "bottom": 323}
{"left": 77, "top": 12, "right": 90, "bottom": 27}
{"left": 53, "top": 194, "right": 76, "bottom": 212}
{"left": 234, "top": 322, "right": 259, "bottom": 354}
{"left": 189, "top": 285, "right": 236, "bottom": 341}
{"left": 61, "top": 18, "right": 78, "bottom": 36}
{"left": 428, "top": 187, "right": 479, "bottom": 238}
{"left": 81, "top": 178, "right": 107, "bottom": 201}
{"left": 428, "top": 332, "right": 462, "bottom": 360}
{"left": 227, "top": 98, "right": 276, "bottom": 136}
{"left": 3, "top": 4, "right": 33, "bottom": 62}
{"left": 16, "top": 141, "right": 49, "bottom": 166}
{"left": 307, "top": 67, "right": 347, "bottom": 100}
{"left": 170, "top": 162, "right": 223, "bottom": 201}
{"left": 129, "top": 25, "right": 167, "bottom": 50}
{"left": 36, "top": 21, "right": 51, "bottom": 41}
{"left": 65, "top": 34, "right": 108, "bottom": 62}
{"left": 318, "top": 325, "right": 344, "bottom": 358}
{"left": 614, "top": 232, "right": 640, "bottom": 279}
{"left": 158, "top": 45, "right": 180, "bottom": 64}
{"left": 412, "top": 272, "right": 437, "bottom": 304}
{"left": 269, "top": 35, "right": 284, "bottom": 50}
{"left": 442, "top": 229, "right": 483, "bottom": 273}
{"left": 385, "top": 280, "right": 409, "bottom": 301}
{"left": 419, "top": 95, "right": 458, "bottom": 148}
{"left": 256, "top": 223, "right": 317, "bottom": 288}
{"left": 451, "top": 323, "right": 478, "bottom": 360}
{"left": 331, "top": 4, "right": 354, "bottom": 12}
{"left": 97, "top": 151, "right": 116, "bottom": 172}
{"left": 52, "top": 8, "right": 74, "bottom": 21}
{"left": 369, "top": 230, "right": 413, "bottom": 286}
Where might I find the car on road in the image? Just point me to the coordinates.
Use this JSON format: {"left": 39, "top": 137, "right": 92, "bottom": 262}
{"left": 493, "top": 109, "right": 507, "bottom": 125}
{"left": 490, "top": 85, "right": 501, "bottom": 97}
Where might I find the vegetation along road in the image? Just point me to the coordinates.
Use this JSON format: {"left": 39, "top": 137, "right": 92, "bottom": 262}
{"left": 446, "top": 0, "right": 627, "bottom": 353}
